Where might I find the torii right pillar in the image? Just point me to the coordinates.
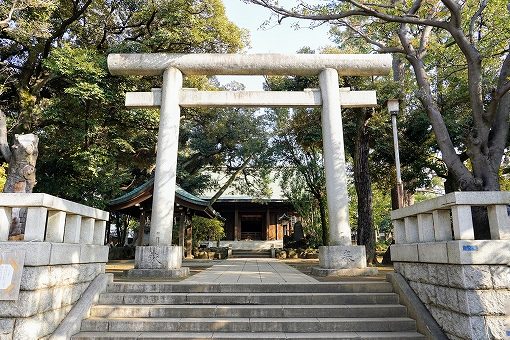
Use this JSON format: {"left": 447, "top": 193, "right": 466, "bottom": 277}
{"left": 312, "top": 68, "right": 378, "bottom": 276}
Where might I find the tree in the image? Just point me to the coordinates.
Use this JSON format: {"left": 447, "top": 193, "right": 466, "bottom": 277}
{"left": 0, "top": 0, "right": 247, "bottom": 237}
{"left": 191, "top": 216, "right": 225, "bottom": 248}
{"left": 177, "top": 82, "right": 272, "bottom": 201}
{"left": 265, "top": 68, "right": 331, "bottom": 246}
{"left": 248, "top": 0, "right": 510, "bottom": 238}
{"left": 352, "top": 108, "right": 377, "bottom": 263}
{"left": 0, "top": 0, "right": 246, "bottom": 200}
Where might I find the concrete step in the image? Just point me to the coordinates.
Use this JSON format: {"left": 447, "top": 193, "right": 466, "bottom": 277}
{"left": 80, "top": 317, "right": 417, "bottom": 333}
{"left": 72, "top": 331, "right": 426, "bottom": 339}
{"left": 106, "top": 282, "right": 394, "bottom": 293}
{"left": 231, "top": 250, "right": 272, "bottom": 258}
{"left": 98, "top": 292, "right": 400, "bottom": 305}
{"left": 90, "top": 304, "right": 408, "bottom": 318}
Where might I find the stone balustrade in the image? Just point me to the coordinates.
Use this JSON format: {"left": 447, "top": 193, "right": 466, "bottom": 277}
{"left": 0, "top": 193, "right": 109, "bottom": 266}
{"left": 390, "top": 192, "right": 510, "bottom": 340}
{"left": 391, "top": 191, "right": 510, "bottom": 265}
{"left": 0, "top": 193, "right": 108, "bottom": 244}
{"left": 392, "top": 191, "right": 510, "bottom": 243}
{"left": 0, "top": 193, "right": 110, "bottom": 339}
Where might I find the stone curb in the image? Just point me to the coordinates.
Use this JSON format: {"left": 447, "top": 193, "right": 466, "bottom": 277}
{"left": 386, "top": 272, "right": 447, "bottom": 340}
{"left": 125, "top": 267, "right": 190, "bottom": 278}
{"left": 310, "top": 267, "right": 378, "bottom": 277}
{"left": 49, "top": 273, "right": 113, "bottom": 340}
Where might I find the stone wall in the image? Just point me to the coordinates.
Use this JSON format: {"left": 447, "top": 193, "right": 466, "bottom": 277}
{"left": 0, "top": 194, "right": 110, "bottom": 339}
{"left": 394, "top": 262, "right": 509, "bottom": 340}
{"left": 0, "top": 260, "right": 105, "bottom": 339}
{"left": 0, "top": 241, "right": 109, "bottom": 340}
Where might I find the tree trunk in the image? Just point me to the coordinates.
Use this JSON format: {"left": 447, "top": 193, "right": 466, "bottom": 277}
{"left": 318, "top": 195, "right": 328, "bottom": 246}
{"left": 353, "top": 109, "right": 377, "bottom": 264}
{"left": 122, "top": 216, "right": 130, "bottom": 246}
{"left": 4, "top": 134, "right": 38, "bottom": 193}
{"left": 207, "top": 154, "right": 253, "bottom": 208}
{"left": 444, "top": 172, "right": 460, "bottom": 193}
{"left": 137, "top": 210, "right": 146, "bottom": 246}
{"left": 5, "top": 134, "right": 39, "bottom": 237}
{"left": 185, "top": 216, "right": 193, "bottom": 258}
{"left": 0, "top": 110, "right": 12, "bottom": 163}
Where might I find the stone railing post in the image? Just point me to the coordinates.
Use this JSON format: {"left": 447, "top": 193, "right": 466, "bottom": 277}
{"left": 64, "top": 214, "right": 82, "bottom": 243}
{"left": 431, "top": 210, "right": 452, "bottom": 241}
{"left": 0, "top": 207, "right": 10, "bottom": 241}
{"left": 24, "top": 207, "right": 48, "bottom": 241}
{"left": 451, "top": 205, "right": 475, "bottom": 240}
{"left": 487, "top": 204, "right": 510, "bottom": 240}
{"left": 80, "top": 217, "right": 95, "bottom": 245}
{"left": 404, "top": 216, "right": 419, "bottom": 243}
{"left": 93, "top": 220, "right": 107, "bottom": 245}
{"left": 45, "top": 211, "right": 67, "bottom": 242}
{"left": 417, "top": 213, "right": 434, "bottom": 242}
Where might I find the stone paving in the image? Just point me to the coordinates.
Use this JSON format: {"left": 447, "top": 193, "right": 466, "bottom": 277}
{"left": 182, "top": 258, "right": 318, "bottom": 284}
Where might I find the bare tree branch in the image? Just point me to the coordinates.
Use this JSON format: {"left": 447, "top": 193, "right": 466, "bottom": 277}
{"left": 468, "top": 0, "right": 488, "bottom": 44}
{"left": 0, "top": 0, "right": 17, "bottom": 30}
{"left": 41, "top": 0, "right": 94, "bottom": 60}
{"left": 207, "top": 154, "right": 254, "bottom": 207}
{"left": 336, "top": 20, "right": 405, "bottom": 54}
{"left": 247, "top": 0, "right": 448, "bottom": 29}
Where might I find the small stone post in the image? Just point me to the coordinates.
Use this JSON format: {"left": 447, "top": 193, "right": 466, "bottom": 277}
{"left": 312, "top": 68, "right": 376, "bottom": 276}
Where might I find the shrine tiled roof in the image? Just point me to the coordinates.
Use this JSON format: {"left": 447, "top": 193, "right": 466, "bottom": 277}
{"left": 108, "top": 177, "right": 218, "bottom": 218}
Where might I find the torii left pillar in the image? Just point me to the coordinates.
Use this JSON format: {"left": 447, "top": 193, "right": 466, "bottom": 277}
{"left": 129, "top": 67, "right": 188, "bottom": 278}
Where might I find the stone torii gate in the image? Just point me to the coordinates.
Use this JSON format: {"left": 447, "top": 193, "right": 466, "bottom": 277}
{"left": 108, "top": 53, "right": 391, "bottom": 276}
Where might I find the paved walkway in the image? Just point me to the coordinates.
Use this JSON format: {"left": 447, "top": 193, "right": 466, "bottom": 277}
{"left": 182, "top": 258, "right": 318, "bottom": 284}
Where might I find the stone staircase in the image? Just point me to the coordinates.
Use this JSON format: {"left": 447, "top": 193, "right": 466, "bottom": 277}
{"left": 231, "top": 249, "right": 272, "bottom": 258}
{"left": 72, "top": 281, "right": 426, "bottom": 339}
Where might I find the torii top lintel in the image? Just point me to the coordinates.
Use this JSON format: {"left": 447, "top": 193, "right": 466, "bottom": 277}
{"left": 107, "top": 53, "right": 392, "bottom": 77}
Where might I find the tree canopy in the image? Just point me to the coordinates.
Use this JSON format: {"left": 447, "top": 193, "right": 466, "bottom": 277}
{"left": 248, "top": 0, "right": 510, "bottom": 194}
{"left": 0, "top": 0, "right": 254, "bottom": 207}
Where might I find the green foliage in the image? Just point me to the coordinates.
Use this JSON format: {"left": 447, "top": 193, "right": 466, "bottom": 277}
{"left": 265, "top": 62, "right": 330, "bottom": 244}
{"left": 280, "top": 170, "right": 325, "bottom": 247}
{"left": 191, "top": 216, "right": 225, "bottom": 247}
{"left": 250, "top": 0, "right": 510, "bottom": 194}
{"left": 0, "top": 0, "right": 248, "bottom": 206}
{"left": 0, "top": 163, "right": 7, "bottom": 191}
{"left": 178, "top": 93, "right": 272, "bottom": 197}
{"left": 349, "top": 182, "right": 392, "bottom": 235}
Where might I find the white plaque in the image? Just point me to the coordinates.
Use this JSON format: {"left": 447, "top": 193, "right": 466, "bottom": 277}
{"left": 0, "top": 250, "right": 25, "bottom": 301}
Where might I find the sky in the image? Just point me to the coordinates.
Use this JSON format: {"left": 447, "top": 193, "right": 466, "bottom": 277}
{"left": 217, "top": 0, "right": 335, "bottom": 90}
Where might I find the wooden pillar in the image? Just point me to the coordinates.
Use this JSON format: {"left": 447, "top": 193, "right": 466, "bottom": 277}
{"left": 185, "top": 215, "right": 193, "bottom": 259}
{"left": 178, "top": 212, "right": 185, "bottom": 258}
{"left": 274, "top": 213, "right": 279, "bottom": 240}
{"left": 234, "top": 207, "right": 239, "bottom": 241}
{"left": 266, "top": 208, "right": 270, "bottom": 241}
{"left": 137, "top": 210, "right": 145, "bottom": 246}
